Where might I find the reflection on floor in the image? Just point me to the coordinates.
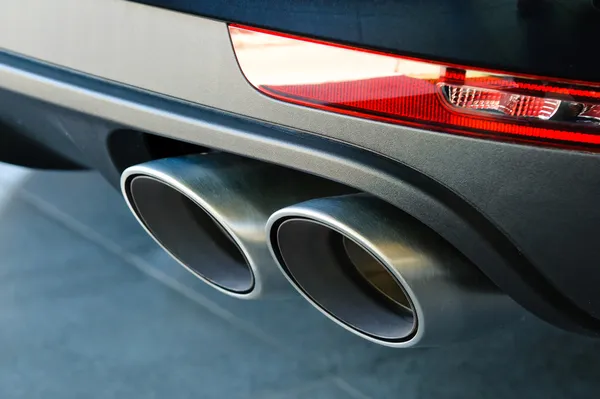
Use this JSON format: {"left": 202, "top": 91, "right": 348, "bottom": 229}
{"left": 0, "top": 163, "right": 599, "bottom": 399}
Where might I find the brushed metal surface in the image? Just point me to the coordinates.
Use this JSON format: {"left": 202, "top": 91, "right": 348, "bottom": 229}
{"left": 121, "top": 152, "right": 346, "bottom": 299}
{"left": 267, "top": 193, "right": 521, "bottom": 347}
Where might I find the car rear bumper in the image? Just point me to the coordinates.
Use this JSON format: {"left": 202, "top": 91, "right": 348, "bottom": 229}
{"left": 2, "top": 1, "right": 600, "bottom": 336}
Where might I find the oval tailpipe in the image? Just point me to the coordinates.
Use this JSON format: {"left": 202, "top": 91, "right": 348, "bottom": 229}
{"left": 121, "top": 153, "right": 345, "bottom": 299}
{"left": 267, "top": 193, "right": 520, "bottom": 347}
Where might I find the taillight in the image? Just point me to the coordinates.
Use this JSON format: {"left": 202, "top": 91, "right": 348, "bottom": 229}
{"left": 229, "top": 25, "right": 600, "bottom": 149}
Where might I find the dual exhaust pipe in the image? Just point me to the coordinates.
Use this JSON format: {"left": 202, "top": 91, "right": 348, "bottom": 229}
{"left": 122, "top": 153, "right": 518, "bottom": 347}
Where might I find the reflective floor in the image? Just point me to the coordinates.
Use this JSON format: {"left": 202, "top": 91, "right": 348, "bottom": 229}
{"left": 1, "top": 162, "right": 599, "bottom": 399}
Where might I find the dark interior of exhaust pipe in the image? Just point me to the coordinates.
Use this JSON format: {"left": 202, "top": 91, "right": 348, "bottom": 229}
{"left": 128, "top": 176, "right": 253, "bottom": 293}
{"left": 341, "top": 237, "right": 412, "bottom": 313}
{"left": 274, "top": 218, "right": 415, "bottom": 342}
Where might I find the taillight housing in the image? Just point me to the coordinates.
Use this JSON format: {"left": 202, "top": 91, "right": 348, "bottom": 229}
{"left": 229, "top": 25, "right": 600, "bottom": 149}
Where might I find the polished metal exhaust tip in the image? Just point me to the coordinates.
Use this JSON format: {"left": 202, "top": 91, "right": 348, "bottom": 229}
{"left": 267, "top": 193, "right": 519, "bottom": 347}
{"left": 121, "top": 153, "right": 345, "bottom": 299}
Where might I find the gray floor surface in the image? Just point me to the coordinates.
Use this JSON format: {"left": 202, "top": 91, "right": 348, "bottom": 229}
{"left": 1, "top": 163, "right": 600, "bottom": 399}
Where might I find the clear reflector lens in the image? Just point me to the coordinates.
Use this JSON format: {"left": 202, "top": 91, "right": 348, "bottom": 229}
{"left": 441, "top": 84, "right": 561, "bottom": 120}
{"left": 229, "top": 25, "right": 600, "bottom": 148}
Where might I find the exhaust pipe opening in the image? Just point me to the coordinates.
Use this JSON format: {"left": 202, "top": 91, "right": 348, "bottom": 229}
{"left": 127, "top": 175, "right": 253, "bottom": 293}
{"left": 341, "top": 236, "right": 413, "bottom": 315}
{"left": 121, "top": 153, "right": 350, "bottom": 299}
{"left": 268, "top": 194, "right": 519, "bottom": 347}
{"left": 274, "top": 218, "right": 416, "bottom": 342}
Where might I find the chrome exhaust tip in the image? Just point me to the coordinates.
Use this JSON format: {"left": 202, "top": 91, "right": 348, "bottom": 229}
{"left": 121, "top": 153, "right": 345, "bottom": 299}
{"left": 267, "top": 193, "right": 519, "bottom": 347}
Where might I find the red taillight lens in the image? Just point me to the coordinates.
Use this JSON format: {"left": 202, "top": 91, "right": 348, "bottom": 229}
{"left": 229, "top": 25, "right": 600, "bottom": 148}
